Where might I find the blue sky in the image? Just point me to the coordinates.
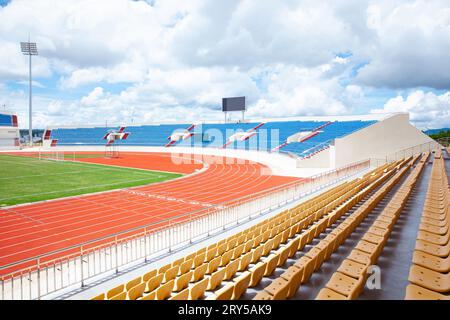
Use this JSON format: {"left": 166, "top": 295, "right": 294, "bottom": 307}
{"left": 0, "top": 0, "right": 449, "bottom": 129}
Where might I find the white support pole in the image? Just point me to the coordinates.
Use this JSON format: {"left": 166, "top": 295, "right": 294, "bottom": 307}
{"left": 28, "top": 50, "right": 32, "bottom": 147}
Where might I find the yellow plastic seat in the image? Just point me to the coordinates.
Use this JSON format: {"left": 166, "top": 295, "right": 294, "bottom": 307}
{"left": 347, "top": 249, "right": 371, "bottom": 266}
{"left": 244, "top": 240, "right": 254, "bottom": 254}
{"left": 207, "top": 268, "right": 226, "bottom": 291}
{"left": 171, "top": 257, "right": 185, "bottom": 267}
{"left": 323, "top": 235, "right": 337, "bottom": 260}
{"left": 238, "top": 252, "right": 252, "bottom": 271}
{"left": 325, "top": 272, "right": 365, "bottom": 299}
{"left": 250, "top": 245, "right": 264, "bottom": 264}
{"left": 91, "top": 293, "right": 105, "bottom": 300}
{"left": 143, "top": 269, "right": 157, "bottom": 282}
{"left": 252, "top": 235, "right": 263, "bottom": 248}
{"left": 227, "top": 238, "right": 238, "bottom": 251}
{"left": 293, "top": 255, "right": 312, "bottom": 283}
{"left": 412, "top": 250, "right": 450, "bottom": 273}
{"left": 288, "top": 237, "right": 300, "bottom": 258}
{"left": 169, "top": 287, "right": 189, "bottom": 300}
{"left": 281, "top": 229, "right": 291, "bottom": 244}
{"left": 337, "top": 259, "right": 368, "bottom": 279}
{"left": 179, "top": 259, "right": 193, "bottom": 274}
{"left": 232, "top": 271, "right": 251, "bottom": 300}
{"left": 419, "top": 222, "right": 449, "bottom": 236}
{"left": 232, "top": 244, "right": 245, "bottom": 260}
{"left": 156, "top": 279, "right": 174, "bottom": 300}
{"left": 315, "top": 288, "right": 347, "bottom": 300}
{"left": 145, "top": 273, "right": 163, "bottom": 293}
{"left": 304, "top": 246, "right": 325, "bottom": 273}
{"left": 276, "top": 245, "right": 291, "bottom": 267}
{"left": 224, "top": 259, "right": 240, "bottom": 280}
{"left": 193, "top": 253, "right": 206, "bottom": 268}
{"left": 408, "top": 265, "right": 450, "bottom": 293}
{"left": 158, "top": 263, "right": 172, "bottom": 274}
{"left": 217, "top": 243, "right": 227, "bottom": 256}
{"left": 264, "top": 277, "right": 290, "bottom": 300}
{"left": 416, "top": 230, "right": 449, "bottom": 245}
{"left": 109, "top": 291, "right": 127, "bottom": 300}
{"left": 174, "top": 271, "right": 193, "bottom": 292}
{"left": 214, "top": 282, "right": 235, "bottom": 300}
{"left": 164, "top": 265, "right": 179, "bottom": 283}
{"left": 415, "top": 239, "right": 450, "bottom": 258}
{"left": 139, "top": 291, "right": 156, "bottom": 300}
{"left": 405, "top": 284, "right": 450, "bottom": 300}
{"left": 354, "top": 240, "right": 381, "bottom": 262}
{"left": 421, "top": 216, "right": 449, "bottom": 227}
{"left": 196, "top": 247, "right": 207, "bottom": 255}
{"left": 206, "top": 256, "right": 221, "bottom": 275}
{"left": 280, "top": 265, "right": 303, "bottom": 298}
{"left": 107, "top": 284, "right": 124, "bottom": 299}
{"left": 189, "top": 277, "right": 209, "bottom": 300}
{"left": 263, "top": 254, "right": 279, "bottom": 277}
{"left": 361, "top": 232, "right": 385, "bottom": 246}
{"left": 248, "top": 262, "right": 266, "bottom": 288}
{"left": 191, "top": 263, "right": 208, "bottom": 283}
{"left": 220, "top": 250, "right": 233, "bottom": 267}
{"left": 262, "top": 239, "right": 274, "bottom": 256}
{"left": 297, "top": 233, "right": 308, "bottom": 251}
{"left": 128, "top": 282, "right": 146, "bottom": 300}
{"left": 237, "top": 234, "right": 246, "bottom": 245}
{"left": 252, "top": 290, "right": 273, "bottom": 300}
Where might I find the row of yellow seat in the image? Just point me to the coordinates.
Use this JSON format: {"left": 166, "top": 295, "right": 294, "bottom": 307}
{"left": 405, "top": 150, "right": 450, "bottom": 300}
{"left": 207, "top": 161, "right": 401, "bottom": 300}
{"left": 316, "top": 152, "right": 428, "bottom": 299}
{"left": 91, "top": 160, "right": 398, "bottom": 300}
{"left": 253, "top": 157, "right": 415, "bottom": 300}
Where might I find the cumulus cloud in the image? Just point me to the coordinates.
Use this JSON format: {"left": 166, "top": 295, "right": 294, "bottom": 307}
{"left": 357, "top": 0, "right": 450, "bottom": 89}
{"left": 0, "top": 0, "right": 449, "bottom": 129}
{"left": 246, "top": 63, "right": 352, "bottom": 118}
{"left": 371, "top": 90, "right": 450, "bottom": 129}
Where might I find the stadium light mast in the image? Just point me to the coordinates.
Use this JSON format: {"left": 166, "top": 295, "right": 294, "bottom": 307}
{"left": 20, "top": 39, "right": 38, "bottom": 146}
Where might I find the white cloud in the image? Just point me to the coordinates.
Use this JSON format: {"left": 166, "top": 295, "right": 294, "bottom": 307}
{"left": 0, "top": 0, "right": 449, "bottom": 129}
{"left": 80, "top": 87, "right": 105, "bottom": 106}
{"left": 246, "top": 63, "right": 351, "bottom": 118}
{"left": 357, "top": 0, "right": 450, "bottom": 89}
{"left": 371, "top": 90, "right": 450, "bottom": 129}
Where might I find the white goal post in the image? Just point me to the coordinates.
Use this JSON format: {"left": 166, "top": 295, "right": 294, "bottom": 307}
{"left": 38, "top": 150, "right": 65, "bottom": 161}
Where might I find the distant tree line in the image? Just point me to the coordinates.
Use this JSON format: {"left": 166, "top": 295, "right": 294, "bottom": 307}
{"left": 428, "top": 129, "right": 450, "bottom": 140}
{"left": 19, "top": 129, "right": 44, "bottom": 138}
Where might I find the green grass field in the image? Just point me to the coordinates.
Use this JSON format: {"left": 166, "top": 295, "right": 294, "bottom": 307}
{"left": 0, "top": 154, "right": 182, "bottom": 207}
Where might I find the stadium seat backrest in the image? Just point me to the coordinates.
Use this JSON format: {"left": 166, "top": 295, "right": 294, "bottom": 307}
{"left": 156, "top": 280, "right": 174, "bottom": 300}
{"left": 126, "top": 277, "right": 142, "bottom": 291}
{"left": 128, "top": 283, "right": 146, "bottom": 300}
{"left": 107, "top": 284, "right": 124, "bottom": 299}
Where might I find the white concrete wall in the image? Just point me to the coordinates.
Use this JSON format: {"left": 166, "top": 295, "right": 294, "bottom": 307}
{"left": 296, "top": 147, "right": 331, "bottom": 168}
{"left": 0, "top": 127, "right": 20, "bottom": 150}
{"left": 334, "top": 113, "right": 437, "bottom": 168}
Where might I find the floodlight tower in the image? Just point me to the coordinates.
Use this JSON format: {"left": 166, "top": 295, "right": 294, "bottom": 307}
{"left": 20, "top": 39, "right": 38, "bottom": 146}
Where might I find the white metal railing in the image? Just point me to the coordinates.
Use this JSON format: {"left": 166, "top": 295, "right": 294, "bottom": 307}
{"left": 369, "top": 141, "right": 439, "bottom": 167}
{"left": 0, "top": 159, "right": 370, "bottom": 300}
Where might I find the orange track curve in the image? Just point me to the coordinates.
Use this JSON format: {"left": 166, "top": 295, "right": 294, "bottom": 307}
{"left": 0, "top": 152, "right": 301, "bottom": 275}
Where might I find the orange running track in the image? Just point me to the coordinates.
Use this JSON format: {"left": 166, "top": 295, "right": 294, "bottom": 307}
{"left": 0, "top": 152, "right": 301, "bottom": 275}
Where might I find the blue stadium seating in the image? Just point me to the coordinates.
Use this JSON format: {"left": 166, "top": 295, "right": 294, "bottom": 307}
{"left": 0, "top": 114, "right": 13, "bottom": 127}
{"left": 50, "top": 120, "right": 376, "bottom": 157}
